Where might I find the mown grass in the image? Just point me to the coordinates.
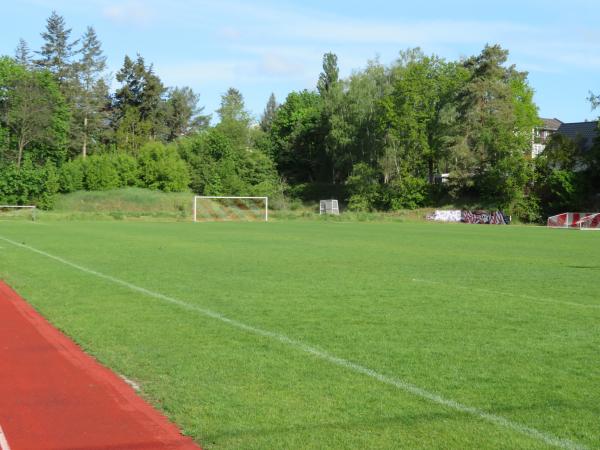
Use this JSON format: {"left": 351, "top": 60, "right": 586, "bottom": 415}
{"left": 0, "top": 220, "right": 598, "bottom": 449}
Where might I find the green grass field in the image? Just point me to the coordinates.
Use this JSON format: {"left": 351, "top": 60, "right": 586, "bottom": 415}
{"left": 0, "top": 219, "right": 599, "bottom": 449}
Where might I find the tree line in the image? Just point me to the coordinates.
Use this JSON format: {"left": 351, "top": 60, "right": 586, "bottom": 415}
{"left": 1, "top": 12, "right": 598, "bottom": 220}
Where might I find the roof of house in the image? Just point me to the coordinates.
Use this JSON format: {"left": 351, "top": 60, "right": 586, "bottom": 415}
{"left": 556, "top": 121, "right": 599, "bottom": 151}
{"left": 540, "top": 118, "right": 563, "bottom": 130}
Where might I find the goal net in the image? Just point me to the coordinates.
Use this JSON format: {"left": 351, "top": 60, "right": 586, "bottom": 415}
{"left": 547, "top": 212, "right": 599, "bottom": 230}
{"left": 193, "top": 196, "right": 268, "bottom": 222}
{"left": 0, "top": 205, "right": 36, "bottom": 221}
{"left": 319, "top": 199, "right": 339, "bottom": 215}
{"left": 577, "top": 213, "right": 600, "bottom": 231}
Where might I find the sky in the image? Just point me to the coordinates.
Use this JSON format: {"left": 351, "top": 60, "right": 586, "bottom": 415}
{"left": 2, "top": 0, "right": 599, "bottom": 124}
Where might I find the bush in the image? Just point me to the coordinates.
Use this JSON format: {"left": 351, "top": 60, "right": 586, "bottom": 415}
{"left": 59, "top": 159, "right": 85, "bottom": 193}
{"left": 510, "top": 195, "right": 541, "bottom": 223}
{"left": 137, "top": 142, "right": 190, "bottom": 192}
{"left": 0, "top": 160, "right": 59, "bottom": 209}
{"left": 383, "top": 176, "right": 428, "bottom": 210}
{"left": 84, "top": 155, "right": 121, "bottom": 190}
{"left": 112, "top": 153, "right": 139, "bottom": 187}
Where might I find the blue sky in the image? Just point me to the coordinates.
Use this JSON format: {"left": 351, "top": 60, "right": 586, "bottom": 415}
{"left": 2, "top": 0, "right": 599, "bottom": 123}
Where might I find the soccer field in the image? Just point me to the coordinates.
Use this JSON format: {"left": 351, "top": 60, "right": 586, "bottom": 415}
{"left": 0, "top": 220, "right": 598, "bottom": 449}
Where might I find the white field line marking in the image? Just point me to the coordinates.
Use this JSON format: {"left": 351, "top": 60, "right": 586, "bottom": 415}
{"left": 0, "top": 236, "right": 587, "bottom": 450}
{"left": 411, "top": 278, "right": 600, "bottom": 310}
{"left": 0, "top": 425, "right": 11, "bottom": 450}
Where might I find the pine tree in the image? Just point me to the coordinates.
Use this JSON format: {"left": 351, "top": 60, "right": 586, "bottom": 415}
{"left": 113, "top": 54, "right": 166, "bottom": 151}
{"left": 35, "top": 11, "right": 79, "bottom": 85}
{"left": 76, "top": 26, "right": 108, "bottom": 157}
{"left": 259, "top": 93, "right": 278, "bottom": 132}
{"left": 163, "top": 87, "right": 209, "bottom": 141}
{"left": 14, "top": 39, "right": 31, "bottom": 67}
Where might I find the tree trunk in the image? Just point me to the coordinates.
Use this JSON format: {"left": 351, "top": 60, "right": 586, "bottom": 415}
{"left": 82, "top": 116, "right": 88, "bottom": 158}
{"left": 17, "top": 137, "right": 25, "bottom": 168}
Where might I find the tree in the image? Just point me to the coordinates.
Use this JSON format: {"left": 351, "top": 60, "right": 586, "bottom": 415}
{"left": 317, "top": 52, "right": 339, "bottom": 96}
{"left": 317, "top": 52, "right": 344, "bottom": 183}
{"left": 35, "top": 11, "right": 78, "bottom": 86}
{"left": 113, "top": 54, "right": 166, "bottom": 151}
{"left": 269, "top": 90, "right": 329, "bottom": 183}
{"left": 75, "top": 26, "right": 109, "bottom": 157}
{"left": 451, "top": 45, "right": 538, "bottom": 209}
{"left": 163, "top": 87, "right": 209, "bottom": 141}
{"left": 0, "top": 58, "right": 69, "bottom": 167}
{"left": 589, "top": 91, "right": 600, "bottom": 110}
{"left": 260, "top": 93, "right": 278, "bottom": 132}
{"left": 14, "top": 39, "right": 31, "bottom": 67}
{"left": 215, "top": 88, "right": 251, "bottom": 149}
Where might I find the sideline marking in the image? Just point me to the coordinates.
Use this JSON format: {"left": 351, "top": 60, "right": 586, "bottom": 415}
{"left": 411, "top": 278, "right": 600, "bottom": 310}
{"left": 0, "top": 235, "right": 587, "bottom": 450}
{"left": 0, "top": 425, "right": 11, "bottom": 450}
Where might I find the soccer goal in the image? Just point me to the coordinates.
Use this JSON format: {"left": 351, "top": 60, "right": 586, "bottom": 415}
{"left": 0, "top": 205, "right": 36, "bottom": 221}
{"left": 547, "top": 212, "right": 600, "bottom": 230}
{"left": 193, "top": 196, "right": 268, "bottom": 222}
{"left": 576, "top": 213, "right": 600, "bottom": 231}
{"left": 319, "top": 199, "right": 339, "bottom": 215}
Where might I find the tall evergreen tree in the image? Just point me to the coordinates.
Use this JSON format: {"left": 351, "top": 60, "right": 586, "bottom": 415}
{"left": 35, "top": 11, "right": 78, "bottom": 86}
{"left": 260, "top": 93, "right": 278, "bottom": 132}
{"left": 75, "top": 26, "right": 108, "bottom": 157}
{"left": 113, "top": 54, "right": 166, "bottom": 151}
{"left": 452, "top": 45, "right": 538, "bottom": 207}
{"left": 14, "top": 39, "right": 31, "bottom": 67}
{"left": 163, "top": 87, "right": 209, "bottom": 141}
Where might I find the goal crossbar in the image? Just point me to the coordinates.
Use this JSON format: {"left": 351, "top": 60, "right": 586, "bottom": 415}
{"left": 193, "top": 196, "right": 268, "bottom": 222}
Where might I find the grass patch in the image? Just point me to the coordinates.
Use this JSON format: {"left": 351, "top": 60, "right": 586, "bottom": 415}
{"left": 1, "top": 220, "right": 598, "bottom": 448}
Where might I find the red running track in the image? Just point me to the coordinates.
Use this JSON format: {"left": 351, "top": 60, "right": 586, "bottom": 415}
{"left": 0, "top": 281, "right": 201, "bottom": 450}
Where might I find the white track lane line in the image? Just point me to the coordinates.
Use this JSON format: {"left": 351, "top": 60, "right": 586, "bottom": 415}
{"left": 0, "top": 425, "right": 11, "bottom": 450}
{"left": 0, "top": 235, "right": 588, "bottom": 450}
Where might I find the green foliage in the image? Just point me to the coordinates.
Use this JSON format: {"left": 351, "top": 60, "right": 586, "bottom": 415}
{"left": 346, "top": 163, "right": 379, "bottom": 211}
{"left": 58, "top": 159, "right": 84, "bottom": 192}
{"left": 84, "top": 154, "right": 121, "bottom": 190}
{"left": 112, "top": 55, "right": 166, "bottom": 150}
{"left": 176, "top": 129, "right": 280, "bottom": 197}
{"left": 269, "top": 90, "right": 328, "bottom": 183}
{"left": 0, "top": 57, "right": 69, "bottom": 166}
{"left": 162, "top": 86, "right": 209, "bottom": 141}
{"left": 0, "top": 159, "right": 59, "bottom": 208}
{"left": 112, "top": 152, "right": 139, "bottom": 187}
{"left": 137, "top": 141, "right": 189, "bottom": 192}
{"left": 215, "top": 88, "right": 252, "bottom": 150}
{"left": 382, "top": 175, "right": 429, "bottom": 210}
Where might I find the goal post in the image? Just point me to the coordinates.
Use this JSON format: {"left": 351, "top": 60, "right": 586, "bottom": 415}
{"left": 0, "top": 205, "right": 36, "bottom": 221}
{"left": 193, "top": 196, "right": 268, "bottom": 222}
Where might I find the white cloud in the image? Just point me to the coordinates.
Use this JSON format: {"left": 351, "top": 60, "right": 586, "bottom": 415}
{"left": 259, "top": 53, "right": 305, "bottom": 77}
{"left": 103, "top": 0, "right": 156, "bottom": 26}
